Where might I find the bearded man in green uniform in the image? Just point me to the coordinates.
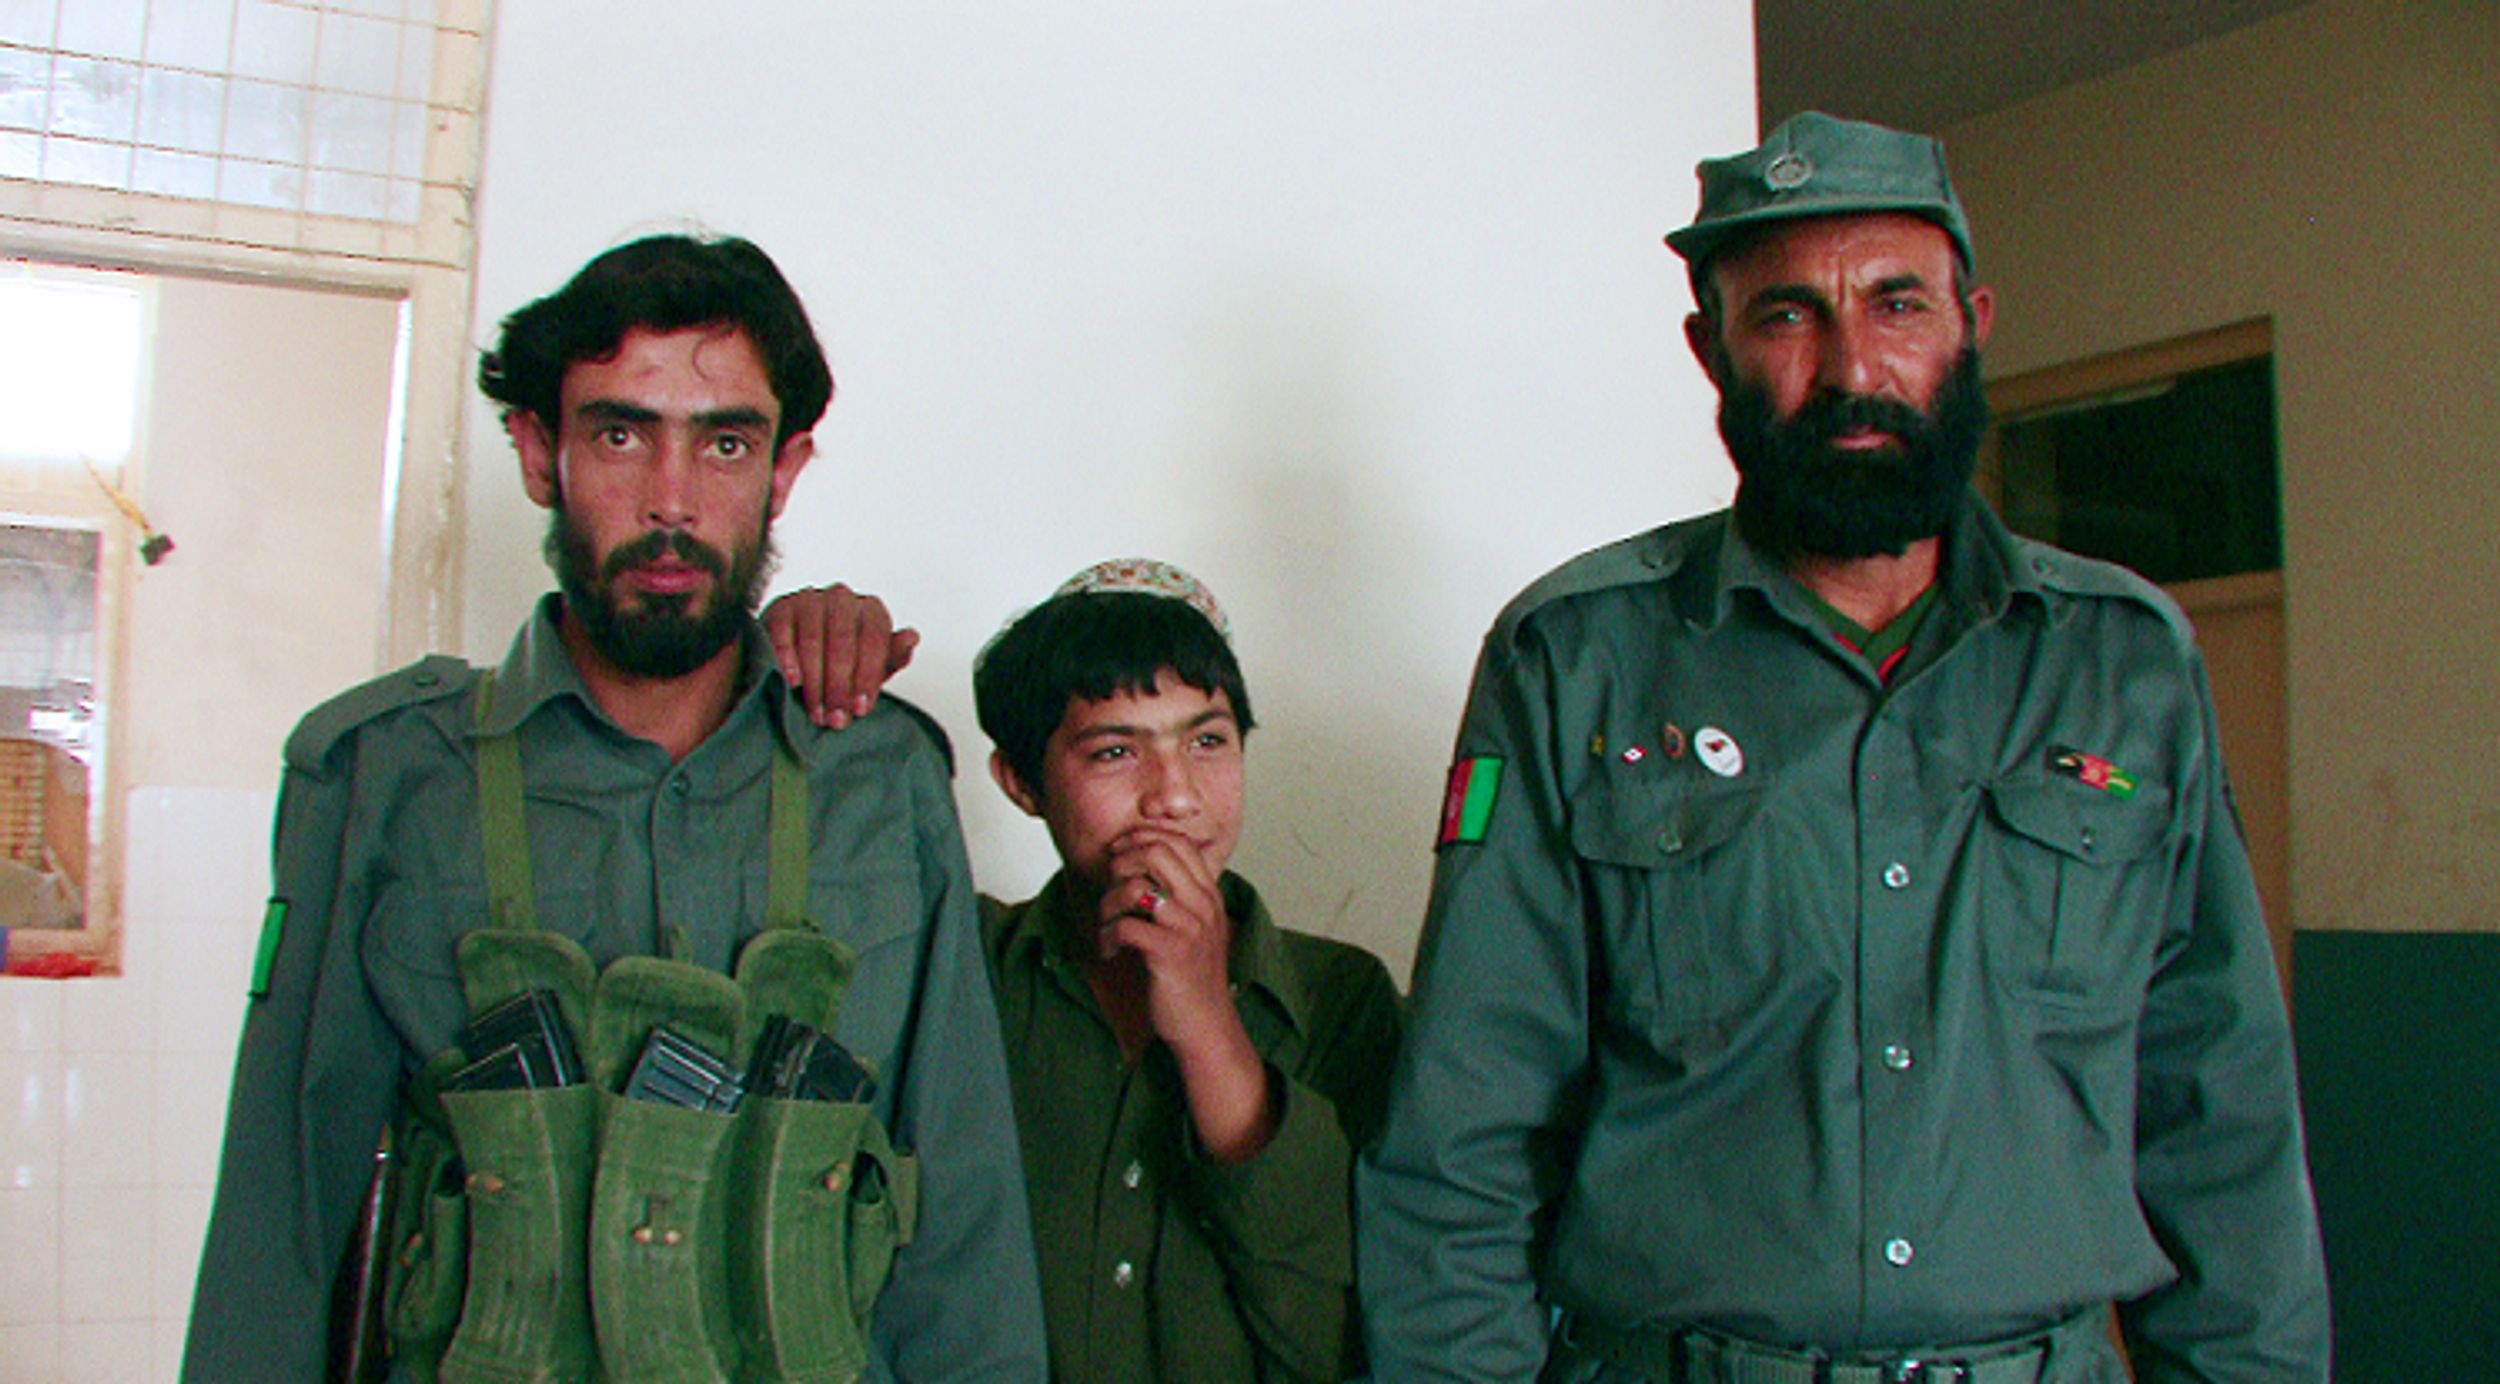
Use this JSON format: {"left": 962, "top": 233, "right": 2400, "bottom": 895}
{"left": 1357, "top": 114, "right": 2330, "bottom": 1383}
{"left": 184, "top": 234, "right": 1045, "bottom": 1382}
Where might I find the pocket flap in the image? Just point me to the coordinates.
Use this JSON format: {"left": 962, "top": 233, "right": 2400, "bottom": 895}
{"left": 1570, "top": 776, "right": 1767, "bottom": 869}
{"left": 1986, "top": 773, "right": 2172, "bottom": 865}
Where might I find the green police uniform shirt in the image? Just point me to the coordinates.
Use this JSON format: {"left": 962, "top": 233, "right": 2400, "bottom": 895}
{"left": 983, "top": 871, "right": 1402, "bottom": 1383}
{"left": 184, "top": 595, "right": 1047, "bottom": 1382}
{"left": 1358, "top": 494, "right": 2330, "bottom": 1382}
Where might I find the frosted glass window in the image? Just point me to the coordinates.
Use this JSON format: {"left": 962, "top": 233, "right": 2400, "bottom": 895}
{"left": 0, "top": 273, "right": 145, "bottom": 466}
{"left": 1, "top": 0, "right": 449, "bottom": 226}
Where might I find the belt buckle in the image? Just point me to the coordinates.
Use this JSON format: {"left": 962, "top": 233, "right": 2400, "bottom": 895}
{"left": 1885, "top": 1362, "right": 1970, "bottom": 1384}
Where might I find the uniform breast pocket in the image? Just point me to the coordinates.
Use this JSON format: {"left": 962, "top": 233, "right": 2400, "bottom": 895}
{"left": 365, "top": 883, "right": 598, "bottom": 1057}
{"left": 1569, "top": 775, "right": 1769, "bottom": 1054}
{"left": 1983, "top": 773, "right": 2177, "bottom": 1014}
{"left": 795, "top": 867, "right": 925, "bottom": 1067}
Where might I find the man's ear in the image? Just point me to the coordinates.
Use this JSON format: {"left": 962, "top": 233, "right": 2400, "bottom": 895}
{"left": 990, "top": 750, "right": 1044, "bottom": 818}
{"left": 766, "top": 431, "right": 815, "bottom": 520}
{"left": 1965, "top": 282, "right": 1997, "bottom": 349}
{"left": 1683, "top": 312, "right": 1724, "bottom": 383}
{"left": 508, "top": 410, "right": 560, "bottom": 509}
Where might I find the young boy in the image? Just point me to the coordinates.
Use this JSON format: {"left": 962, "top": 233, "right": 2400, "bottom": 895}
{"left": 767, "top": 560, "right": 1402, "bottom": 1380}
{"left": 984, "top": 559, "right": 1406, "bottom": 1382}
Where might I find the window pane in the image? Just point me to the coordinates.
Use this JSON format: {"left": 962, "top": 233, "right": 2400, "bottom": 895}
{"left": 0, "top": 272, "right": 145, "bottom": 463}
{"left": 0, "top": 522, "right": 96, "bottom": 931}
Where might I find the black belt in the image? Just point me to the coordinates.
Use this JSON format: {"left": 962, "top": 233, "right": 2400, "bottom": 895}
{"left": 1558, "top": 1307, "right": 2104, "bottom": 1384}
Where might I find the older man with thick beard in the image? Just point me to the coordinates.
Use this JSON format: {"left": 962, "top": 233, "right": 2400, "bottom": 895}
{"left": 1358, "top": 113, "right": 2329, "bottom": 1383}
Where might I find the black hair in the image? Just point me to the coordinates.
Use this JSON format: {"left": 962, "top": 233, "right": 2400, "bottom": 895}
{"left": 974, "top": 591, "right": 1255, "bottom": 799}
{"left": 478, "top": 233, "right": 833, "bottom": 450}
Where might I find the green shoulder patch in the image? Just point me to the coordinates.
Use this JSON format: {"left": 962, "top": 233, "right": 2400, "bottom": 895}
{"left": 250, "top": 898, "right": 286, "bottom": 998}
{"left": 1436, "top": 756, "right": 1505, "bottom": 847}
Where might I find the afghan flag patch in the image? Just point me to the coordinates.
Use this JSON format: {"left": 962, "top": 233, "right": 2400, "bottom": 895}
{"left": 1437, "top": 756, "right": 1504, "bottom": 847}
{"left": 2050, "top": 745, "right": 2137, "bottom": 798}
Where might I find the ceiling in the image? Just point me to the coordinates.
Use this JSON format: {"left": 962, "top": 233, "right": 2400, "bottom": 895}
{"left": 1754, "top": 0, "right": 2315, "bottom": 134}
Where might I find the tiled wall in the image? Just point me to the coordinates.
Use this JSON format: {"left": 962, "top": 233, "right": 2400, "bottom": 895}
{"left": 0, "top": 787, "right": 274, "bottom": 1384}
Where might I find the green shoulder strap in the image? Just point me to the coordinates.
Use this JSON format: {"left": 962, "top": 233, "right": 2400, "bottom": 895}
{"left": 765, "top": 741, "right": 809, "bottom": 933}
{"left": 473, "top": 670, "right": 537, "bottom": 934}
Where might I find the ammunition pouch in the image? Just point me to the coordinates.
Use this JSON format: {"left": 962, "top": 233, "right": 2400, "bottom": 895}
{"left": 375, "top": 675, "right": 914, "bottom": 1382}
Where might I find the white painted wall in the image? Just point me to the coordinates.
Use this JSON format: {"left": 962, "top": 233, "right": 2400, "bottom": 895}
{"left": 460, "top": 2, "right": 1756, "bottom": 975}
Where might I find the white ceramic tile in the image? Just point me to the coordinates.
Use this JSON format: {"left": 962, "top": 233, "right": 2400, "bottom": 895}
{"left": 0, "top": 981, "right": 61, "bottom": 1053}
{"left": 0, "top": 1187, "right": 62, "bottom": 1325}
{"left": 153, "top": 789, "right": 276, "bottom": 923}
{"left": 0, "top": 43, "right": 49, "bottom": 128}
{"left": 114, "top": 790, "right": 168, "bottom": 927}
{"left": 57, "top": 1320, "right": 150, "bottom": 1383}
{"left": 308, "top": 89, "right": 390, "bottom": 174}
{"left": 150, "top": 919, "right": 247, "bottom": 1056}
{"left": 135, "top": 67, "right": 223, "bottom": 153}
{"left": 215, "top": 154, "right": 298, "bottom": 212}
{"left": 0, "top": 0, "right": 60, "bottom": 50}
{"left": 142, "top": 0, "right": 234, "bottom": 71}
{"left": 219, "top": 77, "right": 305, "bottom": 167}
{"left": 150, "top": 1185, "right": 210, "bottom": 1322}
{"left": 43, "top": 56, "right": 138, "bottom": 141}
{"left": 150, "top": 1050, "right": 231, "bottom": 1189}
{"left": 0, "top": 1320, "right": 62, "bottom": 1384}
{"left": 0, "top": 129, "right": 39, "bottom": 181}
{"left": 131, "top": 145, "right": 220, "bottom": 201}
{"left": 0, "top": 1052, "right": 61, "bottom": 1191}
{"left": 57, "top": 1051, "right": 150, "bottom": 1188}
{"left": 51, "top": 0, "right": 141, "bottom": 60}
{"left": 307, "top": 166, "right": 387, "bottom": 219}
{"left": 228, "top": 0, "right": 314, "bottom": 86}
{"left": 59, "top": 972, "right": 153, "bottom": 1057}
{"left": 57, "top": 1188, "right": 149, "bottom": 1322}
{"left": 40, "top": 132, "right": 130, "bottom": 190}
{"left": 314, "top": 11, "right": 399, "bottom": 97}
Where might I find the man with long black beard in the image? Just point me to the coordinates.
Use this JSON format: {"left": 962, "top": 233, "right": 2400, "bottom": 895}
{"left": 187, "top": 234, "right": 1044, "bottom": 1382}
{"left": 1360, "top": 114, "right": 2329, "bottom": 1382}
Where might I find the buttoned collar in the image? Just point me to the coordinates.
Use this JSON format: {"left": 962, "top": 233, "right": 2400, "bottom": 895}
{"left": 470, "top": 592, "right": 812, "bottom": 762}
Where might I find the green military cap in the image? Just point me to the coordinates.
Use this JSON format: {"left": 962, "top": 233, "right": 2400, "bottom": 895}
{"left": 1665, "top": 110, "right": 1974, "bottom": 271}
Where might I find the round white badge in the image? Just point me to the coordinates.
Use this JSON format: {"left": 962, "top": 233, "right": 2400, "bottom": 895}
{"left": 1695, "top": 725, "right": 1744, "bottom": 778}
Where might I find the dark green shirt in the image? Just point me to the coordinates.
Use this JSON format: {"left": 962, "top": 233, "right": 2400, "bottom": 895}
{"left": 1359, "top": 495, "right": 2328, "bottom": 1381}
{"left": 185, "top": 596, "right": 1045, "bottom": 1382}
{"left": 983, "top": 871, "right": 1403, "bottom": 1383}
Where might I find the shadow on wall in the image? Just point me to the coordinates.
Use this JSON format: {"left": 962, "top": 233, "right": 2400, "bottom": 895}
{"left": 1178, "top": 272, "right": 1456, "bottom": 977}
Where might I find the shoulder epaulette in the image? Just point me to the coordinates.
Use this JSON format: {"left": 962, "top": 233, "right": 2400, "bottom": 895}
{"left": 284, "top": 654, "right": 476, "bottom": 772}
{"left": 2012, "top": 539, "right": 2195, "bottom": 642}
{"left": 1491, "top": 513, "right": 1723, "bottom": 645}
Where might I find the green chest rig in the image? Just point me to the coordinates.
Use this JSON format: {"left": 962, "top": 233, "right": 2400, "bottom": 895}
{"left": 382, "top": 674, "right": 918, "bottom": 1383}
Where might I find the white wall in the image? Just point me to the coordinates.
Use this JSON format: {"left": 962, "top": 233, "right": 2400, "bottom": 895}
{"left": 460, "top": 3, "right": 1756, "bottom": 974}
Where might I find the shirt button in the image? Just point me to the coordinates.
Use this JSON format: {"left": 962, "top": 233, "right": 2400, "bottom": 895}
{"left": 669, "top": 776, "right": 691, "bottom": 797}
{"left": 1881, "top": 1044, "right": 1913, "bottom": 1071}
{"left": 1885, "top": 1237, "right": 1915, "bottom": 1266}
{"left": 1112, "top": 1261, "right": 1136, "bottom": 1288}
{"left": 1121, "top": 1160, "right": 1144, "bottom": 1190}
{"left": 1882, "top": 862, "right": 1911, "bottom": 890}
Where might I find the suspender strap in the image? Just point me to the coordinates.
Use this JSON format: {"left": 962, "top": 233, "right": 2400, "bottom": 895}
{"left": 473, "top": 671, "right": 538, "bottom": 934}
{"left": 471, "top": 667, "right": 815, "bottom": 938}
{"left": 765, "top": 742, "right": 810, "bottom": 933}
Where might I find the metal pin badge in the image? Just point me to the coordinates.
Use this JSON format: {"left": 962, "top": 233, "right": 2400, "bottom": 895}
{"left": 1695, "top": 726, "right": 1744, "bottom": 778}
